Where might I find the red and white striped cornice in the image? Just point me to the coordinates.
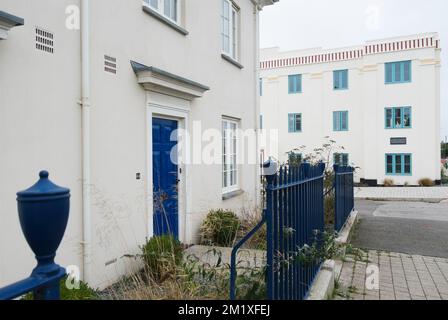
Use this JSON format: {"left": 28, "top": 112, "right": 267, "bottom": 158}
{"left": 260, "top": 36, "right": 440, "bottom": 70}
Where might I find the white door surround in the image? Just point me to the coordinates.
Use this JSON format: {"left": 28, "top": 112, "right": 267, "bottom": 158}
{"left": 146, "top": 92, "right": 191, "bottom": 243}
{"left": 132, "top": 60, "right": 209, "bottom": 243}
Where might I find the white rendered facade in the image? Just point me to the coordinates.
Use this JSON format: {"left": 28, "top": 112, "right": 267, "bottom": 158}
{"left": 260, "top": 33, "right": 441, "bottom": 186}
{"left": 0, "top": 0, "right": 277, "bottom": 289}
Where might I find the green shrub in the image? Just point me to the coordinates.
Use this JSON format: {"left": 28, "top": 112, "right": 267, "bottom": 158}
{"left": 296, "top": 231, "right": 343, "bottom": 266}
{"left": 141, "top": 235, "right": 183, "bottom": 283}
{"left": 23, "top": 277, "right": 99, "bottom": 300}
{"left": 201, "top": 209, "right": 240, "bottom": 247}
{"left": 181, "top": 249, "right": 266, "bottom": 300}
{"left": 418, "top": 178, "right": 435, "bottom": 187}
{"left": 234, "top": 267, "right": 267, "bottom": 300}
{"left": 383, "top": 178, "right": 395, "bottom": 187}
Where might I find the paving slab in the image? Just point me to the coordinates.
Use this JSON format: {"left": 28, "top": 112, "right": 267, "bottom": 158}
{"left": 355, "top": 187, "right": 448, "bottom": 202}
{"left": 334, "top": 251, "right": 448, "bottom": 301}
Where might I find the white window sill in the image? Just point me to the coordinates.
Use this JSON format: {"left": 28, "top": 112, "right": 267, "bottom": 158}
{"left": 142, "top": 5, "right": 188, "bottom": 36}
{"left": 222, "top": 189, "right": 244, "bottom": 200}
{"left": 221, "top": 54, "right": 244, "bottom": 69}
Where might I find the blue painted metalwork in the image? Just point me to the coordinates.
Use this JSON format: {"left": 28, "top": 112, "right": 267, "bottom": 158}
{"left": 0, "top": 171, "right": 70, "bottom": 300}
{"left": 152, "top": 117, "right": 179, "bottom": 238}
{"left": 230, "top": 161, "right": 355, "bottom": 300}
{"left": 265, "top": 161, "right": 326, "bottom": 300}
{"left": 266, "top": 163, "right": 325, "bottom": 300}
{"left": 229, "top": 216, "right": 266, "bottom": 300}
{"left": 334, "top": 165, "right": 355, "bottom": 232}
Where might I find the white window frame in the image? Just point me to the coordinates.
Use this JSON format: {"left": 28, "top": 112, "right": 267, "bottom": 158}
{"left": 143, "top": 0, "right": 181, "bottom": 24}
{"left": 221, "top": 0, "right": 239, "bottom": 61}
{"left": 222, "top": 118, "right": 239, "bottom": 194}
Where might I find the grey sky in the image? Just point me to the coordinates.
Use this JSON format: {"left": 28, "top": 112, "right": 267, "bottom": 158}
{"left": 260, "top": 0, "right": 448, "bottom": 141}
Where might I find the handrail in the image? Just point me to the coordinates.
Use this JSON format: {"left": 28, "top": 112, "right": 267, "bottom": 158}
{"left": 265, "top": 174, "right": 325, "bottom": 191}
{"left": 0, "top": 268, "right": 66, "bottom": 300}
{"left": 229, "top": 215, "right": 267, "bottom": 300}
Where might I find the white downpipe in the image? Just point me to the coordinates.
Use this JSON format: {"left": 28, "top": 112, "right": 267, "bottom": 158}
{"left": 254, "top": 5, "right": 261, "bottom": 207}
{"left": 81, "top": 0, "right": 92, "bottom": 284}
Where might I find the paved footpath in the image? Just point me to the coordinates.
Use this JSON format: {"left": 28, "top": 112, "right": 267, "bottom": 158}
{"left": 335, "top": 250, "right": 448, "bottom": 300}
{"left": 355, "top": 187, "right": 448, "bottom": 202}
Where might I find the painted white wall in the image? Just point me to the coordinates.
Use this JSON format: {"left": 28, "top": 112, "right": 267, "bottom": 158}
{"left": 0, "top": 0, "right": 267, "bottom": 290}
{"left": 260, "top": 33, "right": 441, "bottom": 186}
{"left": 0, "top": 0, "right": 83, "bottom": 290}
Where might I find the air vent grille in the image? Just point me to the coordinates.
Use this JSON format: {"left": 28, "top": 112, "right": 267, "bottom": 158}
{"left": 35, "top": 27, "right": 54, "bottom": 53}
{"left": 104, "top": 55, "right": 117, "bottom": 74}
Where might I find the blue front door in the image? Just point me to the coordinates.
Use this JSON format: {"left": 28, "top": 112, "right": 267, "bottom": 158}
{"left": 152, "top": 117, "right": 179, "bottom": 239}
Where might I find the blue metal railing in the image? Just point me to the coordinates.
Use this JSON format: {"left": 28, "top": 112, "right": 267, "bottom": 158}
{"left": 265, "top": 162, "right": 326, "bottom": 300}
{"left": 0, "top": 269, "right": 66, "bottom": 300}
{"left": 229, "top": 216, "right": 266, "bottom": 300}
{"left": 334, "top": 165, "right": 355, "bottom": 232}
{"left": 0, "top": 171, "right": 69, "bottom": 300}
{"left": 230, "top": 161, "right": 327, "bottom": 300}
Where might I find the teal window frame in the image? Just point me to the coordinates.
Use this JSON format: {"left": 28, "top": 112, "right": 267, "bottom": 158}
{"left": 385, "top": 60, "right": 412, "bottom": 84}
{"left": 288, "top": 113, "right": 302, "bottom": 133}
{"left": 385, "top": 107, "right": 412, "bottom": 129}
{"left": 385, "top": 154, "right": 412, "bottom": 176}
{"left": 333, "top": 69, "right": 348, "bottom": 90}
{"left": 333, "top": 111, "right": 349, "bottom": 131}
{"left": 288, "top": 74, "right": 302, "bottom": 94}
{"left": 334, "top": 153, "right": 349, "bottom": 166}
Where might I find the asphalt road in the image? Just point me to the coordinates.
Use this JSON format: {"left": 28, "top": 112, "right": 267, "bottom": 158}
{"left": 351, "top": 200, "right": 448, "bottom": 258}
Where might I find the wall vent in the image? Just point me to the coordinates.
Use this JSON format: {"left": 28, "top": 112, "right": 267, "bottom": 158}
{"left": 104, "top": 55, "right": 117, "bottom": 74}
{"left": 35, "top": 27, "right": 54, "bottom": 53}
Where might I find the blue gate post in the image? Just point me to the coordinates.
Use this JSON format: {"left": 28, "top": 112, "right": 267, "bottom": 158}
{"left": 0, "top": 171, "right": 70, "bottom": 300}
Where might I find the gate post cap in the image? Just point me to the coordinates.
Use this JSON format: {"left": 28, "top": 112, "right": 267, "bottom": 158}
{"left": 17, "top": 171, "right": 70, "bottom": 200}
{"left": 16, "top": 171, "right": 71, "bottom": 275}
{"left": 39, "top": 170, "right": 49, "bottom": 179}
{"left": 262, "top": 158, "right": 278, "bottom": 176}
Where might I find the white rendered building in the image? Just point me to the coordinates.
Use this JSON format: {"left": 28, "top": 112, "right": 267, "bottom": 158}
{"left": 260, "top": 33, "right": 441, "bottom": 186}
{"left": 0, "top": 0, "right": 277, "bottom": 289}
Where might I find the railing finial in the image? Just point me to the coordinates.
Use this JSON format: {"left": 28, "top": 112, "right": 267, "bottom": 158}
{"left": 0, "top": 171, "right": 70, "bottom": 300}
